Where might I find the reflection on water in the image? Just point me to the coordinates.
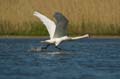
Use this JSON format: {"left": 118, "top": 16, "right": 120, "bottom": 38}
{"left": 0, "top": 38, "right": 120, "bottom": 79}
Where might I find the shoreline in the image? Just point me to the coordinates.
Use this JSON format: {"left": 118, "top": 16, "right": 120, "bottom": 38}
{"left": 0, "top": 35, "right": 120, "bottom": 38}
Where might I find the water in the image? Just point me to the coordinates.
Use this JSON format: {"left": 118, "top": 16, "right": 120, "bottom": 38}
{"left": 0, "top": 38, "right": 120, "bottom": 79}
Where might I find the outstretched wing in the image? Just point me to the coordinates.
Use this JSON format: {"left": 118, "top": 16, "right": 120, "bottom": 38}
{"left": 53, "top": 12, "right": 69, "bottom": 38}
{"left": 33, "top": 11, "right": 56, "bottom": 39}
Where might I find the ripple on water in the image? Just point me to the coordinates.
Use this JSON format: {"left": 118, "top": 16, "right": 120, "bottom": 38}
{"left": 0, "top": 38, "right": 120, "bottom": 79}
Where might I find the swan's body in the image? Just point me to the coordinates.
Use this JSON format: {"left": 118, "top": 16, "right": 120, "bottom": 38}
{"left": 42, "top": 35, "right": 89, "bottom": 46}
{"left": 33, "top": 11, "right": 89, "bottom": 50}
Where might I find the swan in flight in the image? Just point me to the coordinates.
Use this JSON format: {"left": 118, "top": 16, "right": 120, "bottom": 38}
{"left": 33, "top": 11, "right": 89, "bottom": 50}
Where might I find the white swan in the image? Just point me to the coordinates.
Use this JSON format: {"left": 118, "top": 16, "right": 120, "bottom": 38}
{"left": 33, "top": 11, "right": 89, "bottom": 50}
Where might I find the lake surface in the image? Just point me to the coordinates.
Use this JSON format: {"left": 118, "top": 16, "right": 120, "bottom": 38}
{"left": 0, "top": 38, "right": 120, "bottom": 79}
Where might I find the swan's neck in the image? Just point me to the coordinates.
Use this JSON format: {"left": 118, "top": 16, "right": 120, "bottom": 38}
{"left": 70, "top": 34, "right": 89, "bottom": 40}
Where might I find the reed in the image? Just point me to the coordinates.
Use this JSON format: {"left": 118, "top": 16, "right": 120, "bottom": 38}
{"left": 0, "top": 0, "right": 120, "bottom": 36}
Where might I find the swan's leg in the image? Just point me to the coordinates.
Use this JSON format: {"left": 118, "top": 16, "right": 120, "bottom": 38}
{"left": 55, "top": 46, "right": 75, "bottom": 51}
{"left": 55, "top": 46, "right": 64, "bottom": 51}
{"left": 30, "top": 44, "right": 50, "bottom": 52}
{"left": 41, "top": 44, "right": 50, "bottom": 50}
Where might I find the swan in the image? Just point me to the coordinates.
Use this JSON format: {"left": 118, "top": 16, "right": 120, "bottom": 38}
{"left": 33, "top": 11, "right": 89, "bottom": 50}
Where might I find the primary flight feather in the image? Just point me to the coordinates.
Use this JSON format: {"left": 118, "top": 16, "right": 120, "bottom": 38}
{"left": 33, "top": 11, "right": 56, "bottom": 39}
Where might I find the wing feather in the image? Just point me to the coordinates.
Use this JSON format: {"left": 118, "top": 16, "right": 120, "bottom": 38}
{"left": 53, "top": 12, "right": 68, "bottom": 38}
{"left": 33, "top": 11, "right": 56, "bottom": 39}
